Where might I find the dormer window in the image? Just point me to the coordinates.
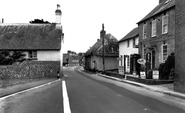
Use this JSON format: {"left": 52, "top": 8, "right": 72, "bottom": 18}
{"left": 162, "top": 14, "right": 168, "bottom": 34}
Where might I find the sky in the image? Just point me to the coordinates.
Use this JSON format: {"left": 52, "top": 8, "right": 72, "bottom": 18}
{"left": 0, "top": 0, "right": 158, "bottom": 53}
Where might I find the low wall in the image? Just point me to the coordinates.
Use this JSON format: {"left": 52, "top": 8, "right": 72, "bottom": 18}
{"left": 126, "top": 76, "right": 174, "bottom": 85}
{"left": 0, "top": 61, "right": 60, "bottom": 80}
{"left": 103, "top": 71, "right": 125, "bottom": 79}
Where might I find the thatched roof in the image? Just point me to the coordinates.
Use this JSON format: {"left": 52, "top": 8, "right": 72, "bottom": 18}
{"left": 0, "top": 23, "right": 62, "bottom": 50}
{"left": 85, "top": 33, "right": 119, "bottom": 57}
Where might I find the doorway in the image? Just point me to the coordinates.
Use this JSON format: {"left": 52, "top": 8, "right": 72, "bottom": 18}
{"left": 151, "top": 50, "right": 155, "bottom": 69}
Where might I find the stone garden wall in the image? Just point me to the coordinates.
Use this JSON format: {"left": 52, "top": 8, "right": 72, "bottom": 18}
{"left": 0, "top": 61, "right": 60, "bottom": 80}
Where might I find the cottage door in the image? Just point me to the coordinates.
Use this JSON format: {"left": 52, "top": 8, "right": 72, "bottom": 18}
{"left": 146, "top": 53, "right": 151, "bottom": 70}
{"left": 124, "top": 55, "right": 130, "bottom": 73}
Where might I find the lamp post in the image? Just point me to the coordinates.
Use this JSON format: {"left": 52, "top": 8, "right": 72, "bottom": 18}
{"left": 100, "top": 24, "right": 106, "bottom": 72}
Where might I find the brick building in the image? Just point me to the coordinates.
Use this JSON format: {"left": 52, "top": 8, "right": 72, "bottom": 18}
{"left": 137, "top": 0, "right": 175, "bottom": 70}
{"left": 174, "top": 0, "right": 185, "bottom": 93}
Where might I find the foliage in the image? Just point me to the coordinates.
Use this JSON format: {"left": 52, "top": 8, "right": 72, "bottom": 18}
{"left": 29, "top": 19, "right": 50, "bottom": 24}
{"left": 140, "top": 64, "right": 146, "bottom": 71}
{"left": 147, "top": 69, "right": 153, "bottom": 79}
{"left": 159, "top": 52, "right": 175, "bottom": 80}
{"left": 0, "top": 50, "right": 26, "bottom": 65}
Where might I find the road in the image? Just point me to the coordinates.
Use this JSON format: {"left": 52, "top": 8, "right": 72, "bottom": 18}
{"left": 0, "top": 66, "right": 185, "bottom": 113}
{"left": 0, "top": 79, "right": 63, "bottom": 113}
{"left": 64, "top": 66, "right": 185, "bottom": 113}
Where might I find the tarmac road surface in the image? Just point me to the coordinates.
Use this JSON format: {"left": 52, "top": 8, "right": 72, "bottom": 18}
{"left": 64, "top": 66, "right": 185, "bottom": 113}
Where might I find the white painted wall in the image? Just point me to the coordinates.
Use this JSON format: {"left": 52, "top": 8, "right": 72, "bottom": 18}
{"left": 119, "top": 37, "right": 139, "bottom": 67}
{"left": 37, "top": 50, "right": 60, "bottom": 61}
{"left": 23, "top": 51, "right": 29, "bottom": 59}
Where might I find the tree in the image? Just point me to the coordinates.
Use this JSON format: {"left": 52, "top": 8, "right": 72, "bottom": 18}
{"left": 0, "top": 50, "right": 26, "bottom": 65}
{"left": 29, "top": 19, "right": 50, "bottom": 24}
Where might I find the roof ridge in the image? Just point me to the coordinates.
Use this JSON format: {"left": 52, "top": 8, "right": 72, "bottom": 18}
{"left": 118, "top": 27, "right": 139, "bottom": 43}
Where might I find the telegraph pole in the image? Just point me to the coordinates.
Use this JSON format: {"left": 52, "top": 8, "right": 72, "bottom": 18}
{"left": 100, "top": 24, "right": 106, "bottom": 72}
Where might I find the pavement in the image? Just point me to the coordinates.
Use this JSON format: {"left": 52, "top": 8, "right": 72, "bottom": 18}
{"left": 79, "top": 67, "right": 185, "bottom": 100}
{"left": 97, "top": 73, "right": 185, "bottom": 100}
{"left": 0, "top": 78, "right": 60, "bottom": 98}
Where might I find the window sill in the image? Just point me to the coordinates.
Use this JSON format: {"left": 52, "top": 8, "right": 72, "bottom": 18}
{"left": 162, "top": 32, "right": 168, "bottom": 35}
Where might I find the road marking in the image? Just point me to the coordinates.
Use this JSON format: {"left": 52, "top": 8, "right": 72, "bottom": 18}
{"left": 0, "top": 79, "right": 60, "bottom": 101}
{"left": 62, "top": 79, "right": 71, "bottom": 113}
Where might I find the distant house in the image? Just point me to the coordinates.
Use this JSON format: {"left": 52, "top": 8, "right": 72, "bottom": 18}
{"left": 0, "top": 5, "right": 64, "bottom": 66}
{"left": 118, "top": 27, "right": 140, "bottom": 75}
{"left": 63, "top": 51, "right": 81, "bottom": 66}
{"left": 137, "top": 0, "right": 175, "bottom": 70}
{"left": 63, "top": 53, "right": 69, "bottom": 66}
{"left": 84, "top": 32, "right": 119, "bottom": 71}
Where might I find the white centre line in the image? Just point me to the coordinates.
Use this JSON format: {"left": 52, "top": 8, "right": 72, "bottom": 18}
{"left": 62, "top": 79, "right": 71, "bottom": 113}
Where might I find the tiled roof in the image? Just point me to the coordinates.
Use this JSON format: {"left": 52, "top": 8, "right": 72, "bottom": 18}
{"left": 0, "top": 23, "right": 62, "bottom": 50}
{"left": 118, "top": 27, "right": 138, "bottom": 43}
{"left": 137, "top": 0, "right": 175, "bottom": 24}
{"left": 85, "top": 33, "right": 119, "bottom": 57}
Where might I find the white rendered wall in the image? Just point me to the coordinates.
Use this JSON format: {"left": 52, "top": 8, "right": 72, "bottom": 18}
{"left": 37, "top": 50, "right": 60, "bottom": 61}
{"left": 119, "top": 37, "right": 139, "bottom": 66}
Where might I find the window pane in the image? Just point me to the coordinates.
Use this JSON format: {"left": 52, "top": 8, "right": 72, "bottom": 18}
{"left": 162, "top": 14, "right": 168, "bottom": 34}
{"left": 162, "top": 44, "right": 168, "bottom": 62}
{"left": 33, "top": 51, "right": 37, "bottom": 58}
{"left": 135, "top": 38, "right": 139, "bottom": 45}
{"left": 152, "top": 20, "right": 156, "bottom": 37}
{"left": 143, "top": 23, "right": 147, "bottom": 39}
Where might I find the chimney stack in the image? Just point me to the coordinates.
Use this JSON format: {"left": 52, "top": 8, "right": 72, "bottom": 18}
{"left": 100, "top": 24, "right": 106, "bottom": 39}
{"left": 55, "top": 4, "right": 62, "bottom": 24}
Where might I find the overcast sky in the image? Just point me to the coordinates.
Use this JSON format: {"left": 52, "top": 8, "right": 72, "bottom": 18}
{"left": 0, "top": 0, "right": 158, "bottom": 53}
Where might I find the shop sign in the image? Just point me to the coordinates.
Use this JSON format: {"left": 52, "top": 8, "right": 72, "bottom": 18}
{"left": 153, "top": 70, "right": 159, "bottom": 79}
{"left": 140, "top": 71, "right": 146, "bottom": 79}
{"left": 137, "top": 58, "right": 146, "bottom": 65}
{"left": 119, "top": 66, "right": 124, "bottom": 75}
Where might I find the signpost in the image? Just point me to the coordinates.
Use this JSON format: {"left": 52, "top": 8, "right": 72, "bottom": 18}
{"left": 138, "top": 58, "right": 146, "bottom": 79}
{"left": 137, "top": 58, "right": 146, "bottom": 65}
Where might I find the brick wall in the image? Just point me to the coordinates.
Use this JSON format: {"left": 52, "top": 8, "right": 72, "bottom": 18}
{"left": 174, "top": 0, "right": 185, "bottom": 93}
{"left": 138, "top": 8, "right": 175, "bottom": 69}
{"left": 0, "top": 61, "right": 60, "bottom": 80}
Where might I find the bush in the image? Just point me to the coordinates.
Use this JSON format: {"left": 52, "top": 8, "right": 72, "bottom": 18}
{"left": 0, "top": 50, "right": 26, "bottom": 65}
{"left": 147, "top": 69, "right": 153, "bottom": 79}
{"left": 159, "top": 52, "right": 175, "bottom": 80}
